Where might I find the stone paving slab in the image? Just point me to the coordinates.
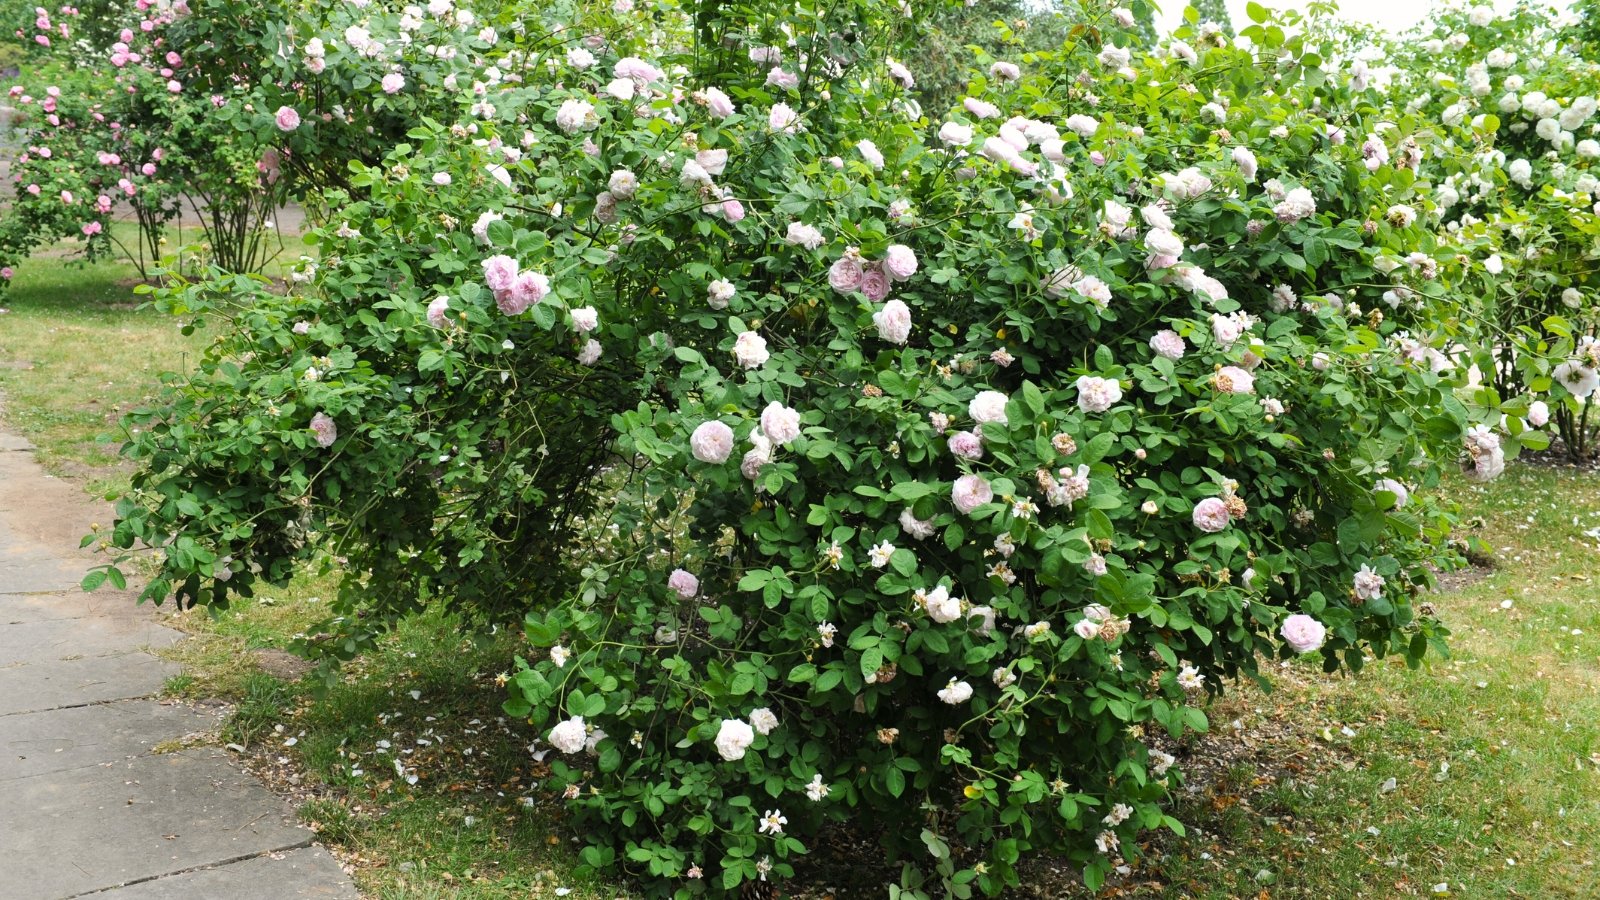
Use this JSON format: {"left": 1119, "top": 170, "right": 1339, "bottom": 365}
{"left": 88, "top": 846, "right": 356, "bottom": 899}
{"left": 2, "top": 589, "right": 151, "bottom": 624}
{"left": 2, "top": 700, "right": 214, "bottom": 783}
{"left": 0, "top": 749, "right": 322, "bottom": 898}
{"left": 0, "top": 651, "right": 177, "bottom": 717}
{"left": 0, "top": 614, "right": 182, "bottom": 663}
{"left": 0, "top": 421, "right": 357, "bottom": 897}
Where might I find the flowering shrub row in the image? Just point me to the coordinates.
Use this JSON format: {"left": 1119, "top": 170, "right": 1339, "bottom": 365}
{"left": 81, "top": 0, "right": 1600, "bottom": 896}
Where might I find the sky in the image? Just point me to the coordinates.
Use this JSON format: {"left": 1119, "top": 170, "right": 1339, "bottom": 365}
{"left": 1153, "top": 0, "right": 1574, "bottom": 34}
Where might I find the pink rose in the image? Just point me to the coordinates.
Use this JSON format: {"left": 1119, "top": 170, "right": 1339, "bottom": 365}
{"left": 502, "top": 270, "right": 549, "bottom": 315}
{"left": 760, "top": 401, "right": 802, "bottom": 445}
{"left": 872, "top": 299, "right": 912, "bottom": 344}
{"left": 1280, "top": 614, "right": 1326, "bottom": 653}
{"left": 860, "top": 262, "right": 891, "bottom": 302}
{"left": 828, "top": 257, "right": 865, "bottom": 293}
{"left": 720, "top": 199, "right": 745, "bottom": 222}
{"left": 309, "top": 412, "right": 337, "bottom": 448}
{"left": 690, "top": 420, "right": 735, "bottom": 463}
{"left": 482, "top": 254, "right": 519, "bottom": 293}
{"left": 426, "top": 296, "right": 450, "bottom": 328}
{"left": 667, "top": 568, "right": 699, "bottom": 599}
{"left": 952, "top": 473, "right": 993, "bottom": 514}
{"left": 1192, "top": 497, "right": 1230, "bottom": 533}
{"left": 948, "top": 431, "right": 983, "bottom": 460}
{"left": 274, "top": 105, "right": 301, "bottom": 132}
{"left": 883, "top": 244, "right": 918, "bottom": 281}
{"left": 703, "top": 86, "right": 735, "bottom": 118}
{"left": 1214, "top": 366, "right": 1255, "bottom": 394}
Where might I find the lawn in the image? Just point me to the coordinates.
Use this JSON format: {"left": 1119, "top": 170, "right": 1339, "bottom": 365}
{"left": 1, "top": 246, "right": 1597, "bottom": 899}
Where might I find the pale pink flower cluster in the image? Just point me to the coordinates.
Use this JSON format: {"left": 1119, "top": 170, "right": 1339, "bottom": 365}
{"left": 1073, "top": 604, "right": 1130, "bottom": 641}
{"left": 481, "top": 255, "right": 550, "bottom": 315}
{"left": 1462, "top": 425, "right": 1505, "bottom": 482}
{"left": 1039, "top": 464, "right": 1090, "bottom": 508}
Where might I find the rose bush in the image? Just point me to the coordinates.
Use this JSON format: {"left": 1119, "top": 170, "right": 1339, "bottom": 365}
{"left": 87, "top": 0, "right": 1553, "bottom": 896}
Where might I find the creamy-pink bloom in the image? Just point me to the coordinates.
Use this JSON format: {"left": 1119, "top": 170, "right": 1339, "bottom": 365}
{"left": 952, "top": 473, "right": 994, "bottom": 514}
{"left": 760, "top": 402, "right": 802, "bottom": 445}
{"left": 948, "top": 431, "right": 983, "bottom": 460}
{"left": 829, "top": 257, "right": 865, "bottom": 293}
{"left": 883, "top": 245, "right": 918, "bottom": 281}
{"left": 860, "top": 263, "right": 891, "bottom": 302}
{"left": 689, "top": 420, "right": 735, "bottom": 463}
{"left": 274, "top": 105, "right": 301, "bottom": 131}
{"left": 310, "top": 412, "right": 337, "bottom": 448}
{"left": 1280, "top": 614, "right": 1326, "bottom": 653}
{"left": 667, "top": 568, "right": 699, "bottom": 599}
{"left": 1192, "top": 497, "right": 1229, "bottom": 532}
{"left": 873, "top": 299, "right": 912, "bottom": 344}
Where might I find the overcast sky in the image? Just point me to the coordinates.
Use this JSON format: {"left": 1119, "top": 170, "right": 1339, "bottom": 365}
{"left": 1154, "top": 0, "right": 1573, "bottom": 34}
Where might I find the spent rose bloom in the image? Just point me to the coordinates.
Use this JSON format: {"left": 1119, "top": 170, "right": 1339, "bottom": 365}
{"left": 873, "top": 299, "right": 912, "bottom": 344}
{"left": 1075, "top": 376, "right": 1123, "bottom": 413}
{"left": 1353, "top": 564, "right": 1385, "bottom": 600}
{"left": 952, "top": 473, "right": 994, "bottom": 514}
{"left": 310, "top": 412, "right": 338, "bottom": 448}
{"left": 937, "top": 679, "right": 974, "bottom": 705}
{"left": 1192, "top": 497, "right": 1230, "bottom": 532}
{"left": 548, "top": 716, "right": 586, "bottom": 754}
{"left": 689, "top": 421, "right": 735, "bottom": 463}
{"left": 714, "top": 718, "right": 755, "bottom": 761}
{"left": 1214, "top": 366, "right": 1255, "bottom": 394}
{"left": 1280, "top": 614, "right": 1327, "bottom": 653}
{"left": 667, "top": 568, "right": 699, "bottom": 599}
{"left": 760, "top": 402, "right": 802, "bottom": 445}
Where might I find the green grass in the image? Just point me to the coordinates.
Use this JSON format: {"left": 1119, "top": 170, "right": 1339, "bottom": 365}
{"left": 3, "top": 247, "right": 1598, "bottom": 898}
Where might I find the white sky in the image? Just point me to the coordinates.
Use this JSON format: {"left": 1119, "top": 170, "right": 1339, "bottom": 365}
{"left": 1154, "top": 0, "right": 1573, "bottom": 34}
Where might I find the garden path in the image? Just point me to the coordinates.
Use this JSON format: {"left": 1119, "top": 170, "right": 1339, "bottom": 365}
{"left": 0, "top": 428, "right": 358, "bottom": 899}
